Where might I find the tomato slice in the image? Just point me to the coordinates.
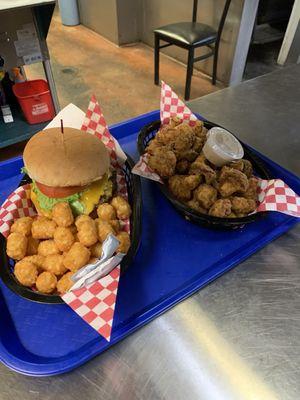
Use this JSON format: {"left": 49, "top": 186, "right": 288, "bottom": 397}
{"left": 36, "top": 181, "right": 86, "bottom": 198}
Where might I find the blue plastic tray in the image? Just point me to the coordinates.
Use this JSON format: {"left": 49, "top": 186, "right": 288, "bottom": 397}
{"left": 0, "top": 110, "right": 299, "bottom": 376}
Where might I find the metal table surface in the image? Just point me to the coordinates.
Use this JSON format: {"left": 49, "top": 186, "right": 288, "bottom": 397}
{"left": 0, "top": 66, "right": 299, "bottom": 400}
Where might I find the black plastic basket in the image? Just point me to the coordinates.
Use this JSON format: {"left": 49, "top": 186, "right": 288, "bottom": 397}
{"left": 0, "top": 154, "right": 142, "bottom": 304}
{"left": 137, "top": 119, "right": 271, "bottom": 229}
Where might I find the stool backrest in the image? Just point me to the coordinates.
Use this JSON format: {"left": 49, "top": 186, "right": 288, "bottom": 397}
{"left": 192, "top": 0, "right": 232, "bottom": 41}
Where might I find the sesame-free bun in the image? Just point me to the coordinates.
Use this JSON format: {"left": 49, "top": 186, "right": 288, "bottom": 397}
{"left": 23, "top": 128, "right": 110, "bottom": 187}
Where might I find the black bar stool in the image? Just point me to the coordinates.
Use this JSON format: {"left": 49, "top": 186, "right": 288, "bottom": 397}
{"left": 154, "top": 0, "right": 232, "bottom": 100}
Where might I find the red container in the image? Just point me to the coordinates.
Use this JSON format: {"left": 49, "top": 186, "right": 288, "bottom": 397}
{"left": 13, "top": 79, "right": 55, "bottom": 124}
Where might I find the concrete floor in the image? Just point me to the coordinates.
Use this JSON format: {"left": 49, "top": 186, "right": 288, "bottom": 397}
{"left": 25, "top": 11, "right": 220, "bottom": 125}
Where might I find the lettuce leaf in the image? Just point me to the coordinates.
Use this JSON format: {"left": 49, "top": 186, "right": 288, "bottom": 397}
{"left": 31, "top": 181, "right": 84, "bottom": 213}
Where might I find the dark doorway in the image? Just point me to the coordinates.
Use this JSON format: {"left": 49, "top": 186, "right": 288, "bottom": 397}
{"left": 243, "top": 0, "right": 295, "bottom": 80}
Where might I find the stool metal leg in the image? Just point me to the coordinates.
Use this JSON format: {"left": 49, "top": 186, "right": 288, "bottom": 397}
{"left": 185, "top": 48, "right": 194, "bottom": 100}
{"left": 154, "top": 34, "right": 160, "bottom": 85}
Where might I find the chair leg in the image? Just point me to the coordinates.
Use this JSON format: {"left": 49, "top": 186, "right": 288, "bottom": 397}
{"left": 154, "top": 34, "right": 160, "bottom": 85}
{"left": 185, "top": 48, "right": 194, "bottom": 101}
{"left": 212, "top": 42, "right": 219, "bottom": 85}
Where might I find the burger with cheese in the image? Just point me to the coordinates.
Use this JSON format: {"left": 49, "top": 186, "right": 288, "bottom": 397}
{"left": 23, "top": 127, "right": 114, "bottom": 217}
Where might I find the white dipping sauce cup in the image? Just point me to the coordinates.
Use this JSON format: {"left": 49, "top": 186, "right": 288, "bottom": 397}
{"left": 202, "top": 127, "right": 244, "bottom": 167}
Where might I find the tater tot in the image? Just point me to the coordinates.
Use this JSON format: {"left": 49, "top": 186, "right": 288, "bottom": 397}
{"left": 77, "top": 220, "right": 98, "bottom": 247}
{"left": 38, "top": 240, "right": 59, "bottom": 257}
{"left": 11, "top": 217, "right": 33, "bottom": 236}
{"left": 116, "top": 231, "right": 131, "bottom": 254}
{"left": 57, "top": 272, "right": 74, "bottom": 294}
{"left": 14, "top": 260, "right": 38, "bottom": 287}
{"left": 97, "top": 203, "right": 116, "bottom": 221}
{"left": 6, "top": 232, "right": 28, "bottom": 260}
{"left": 97, "top": 220, "right": 116, "bottom": 243}
{"left": 31, "top": 218, "right": 56, "bottom": 239}
{"left": 90, "top": 242, "right": 103, "bottom": 258}
{"left": 23, "top": 255, "right": 45, "bottom": 270}
{"left": 111, "top": 196, "right": 131, "bottom": 220}
{"left": 43, "top": 254, "right": 67, "bottom": 275}
{"left": 69, "top": 224, "right": 78, "bottom": 235}
{"left": 26, "top": 236, "right": 39, "bottom": 255}
{"left": 63, "top": 242, "right": 90, "bottom": 272}
{"left": 75, "top": 215, "right": 92, "bottom": 229}
{"left": 52, "top": 202, "right": 74, "bottom": 227}
{"left": 54, "top": 226, "right": 75, "bottom": 252}
{"left": 110, "top": 219, "right": 120, "bottom": 233}
{"left": 36, "top": 271, "right": 57, "bottom": 294}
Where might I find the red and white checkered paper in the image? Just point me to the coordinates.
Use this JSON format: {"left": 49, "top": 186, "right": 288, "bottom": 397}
{"left": 0, "top": 96, "right": 130, "bottom": 341}
{"left": 133, "top": 81, "right": 300, "bottom": 218}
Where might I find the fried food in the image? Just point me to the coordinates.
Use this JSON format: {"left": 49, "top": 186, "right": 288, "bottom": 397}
{"left": 90, "top": 242, "right": 103, "bottom": 258}
{"left": 75, "top": 214, "right": 92, "bottom": 229}
{"left": 22, "top": 255, "right": 45, "bottom": 270}
{"left": 189, "top": 154, "right": 217, "bottom": 184}
{"left": 111, "top": 196, "right": 132, "bottom": 220}
{"left": 229, "top": 159, "right": 253, "bottom": 178}
{"left": 116, "top": 231, "right": 131, "bottom": 254}
{"left": 38, "top": 239, "right": 59, "bottom": 257}
{"left": 52, "top": 202, "right": 74, "bottom": 227}
{"left": 148, "top": 147, "right": 177, "bottom": 178}
{"left": 63, "top": 242, "right": 91, "bottom": 272}
{"left": 69, "top": 224, "right": 78, "bottom": 235}
{"left": 97, "top": 203, "right": 116, "bottom": 221}
{"left": 145, "top": 118, "right": 259, "bottom": 219}
{"left": 231, "top": 197, "right": 257, "bottom": 214}
{"left": 169, "top": 175, "right": 201, "bottom": 201}
{"left": 194, "top": 184, "right": 218, "bottom": 209}
{"left": 57, "top": 272, "right": 74, "bottom": 294}
{"left": 186, "top": 199, "right": 207, "bottom": 214}
{"left": 168, "top": 116, "right": 182, "bottom": 128}
{"left": 54, "top": 226, "right": 75, "bottom": 252}
{"left": 31, "top": 217, "right": 56, "bottom": 239}
{"left": 192, "top": 119, "right": 204, "bottom": 137}
{"left": 6, "top": 232, "right": 28, "bottom": 260}
{"left": 26, "top": 236, "right": 39, "bottom": 256}
{"left": 36, "top": 271, "right": 57, "bottom": 294}
{"left": 244, "top": 177, "right": 258, "bottom": 199}
{"left": 146, "top": 138, "right": 163, "bottom": 155}
{"left": 77, "top": 219, "right": 98, "bottom": 247}
{"left": 177, "top": 149, "right": 199, "bottom": 162}
{"left": 10, "top": 217, "right": 33, "bottom": 236}
{"left": 97, "top": 219, "right": 116, "bottom": 243}
{"left": 14, "top": 260, "right": 38, "bottom": 287}
{"left": 156, "top": 126, "right": 179, "bottom": 145}
{"left": 209, "top": 199, "right": 232, "bottom": 218}
{"left": 218, "top": 167, "right": 249, "bottom": 197}
{"left": 192, "top": 136, "right": 205, "bottom": 153}
{"left": 173, "top": 124, "right": 195, "bottom": 155}
{"left": 109, "top": 219, "right": 120, "bottom": 233}
{"left": 43, "top": 254, "right": 67, "bottom": 275}
{"left": 176, "top": 159, "right": 190, "bottom": 174}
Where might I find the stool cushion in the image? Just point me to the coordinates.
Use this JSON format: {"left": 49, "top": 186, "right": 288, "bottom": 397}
{"left": 155, "top": 22, "right": 217, "bottom": 46}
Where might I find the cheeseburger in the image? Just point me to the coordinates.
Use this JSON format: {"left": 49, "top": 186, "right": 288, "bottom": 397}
{"left": 23, "top": 127, "right": 113, "bottom": 217}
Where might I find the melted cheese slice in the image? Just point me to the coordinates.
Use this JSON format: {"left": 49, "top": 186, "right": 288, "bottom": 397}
{"left": 80, "top": 174, "right": 113, "bottom": 215}
{"left": 30, "top": 189, "right": 52, "bottom": 218}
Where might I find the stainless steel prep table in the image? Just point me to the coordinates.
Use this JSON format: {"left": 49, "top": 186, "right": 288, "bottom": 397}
{"left": 0, "top": 65, "right": 299, "bottom": 400}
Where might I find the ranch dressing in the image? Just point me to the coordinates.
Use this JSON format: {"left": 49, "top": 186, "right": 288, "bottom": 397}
{"left": 203, "top": 127, "right": 244, "bottom": 167}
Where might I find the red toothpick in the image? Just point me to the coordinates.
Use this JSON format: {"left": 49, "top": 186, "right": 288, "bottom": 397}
{"left": 60, "top": 119, "right": 66, "bottom": 153}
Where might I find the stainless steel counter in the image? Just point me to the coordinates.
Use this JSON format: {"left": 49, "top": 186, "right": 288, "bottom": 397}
{"left": 0, "top": 66, "right": 299, "bottom": 400}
